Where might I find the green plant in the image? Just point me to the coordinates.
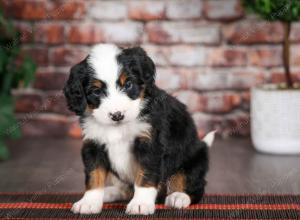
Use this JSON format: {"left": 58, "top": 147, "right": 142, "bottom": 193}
{"left": 243, "top": 0, "right": 300, "bottom": 88}
{"left": 0, "top": 9, "right": 36, "bottom": 160}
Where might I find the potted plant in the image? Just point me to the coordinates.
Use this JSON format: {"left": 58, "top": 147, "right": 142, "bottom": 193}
{"left": 0, "top": 9, "right": 36, "bottom": 160}
{"left": 243, "top": 0, "right": 300, "bottom": 154}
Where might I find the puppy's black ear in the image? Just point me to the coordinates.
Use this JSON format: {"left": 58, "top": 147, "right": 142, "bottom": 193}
{"left": 63, "top": 59, "right": 88, "bottom": 115}
{"left": 117, "top": 47, "right": 156, "bottom": 84}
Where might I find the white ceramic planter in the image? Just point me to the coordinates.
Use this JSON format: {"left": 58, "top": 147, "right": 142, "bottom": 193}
{"left": 251, "top": 85, "right": 300, "bottom": 154}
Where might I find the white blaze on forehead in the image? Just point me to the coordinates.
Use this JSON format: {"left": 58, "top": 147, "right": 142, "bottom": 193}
{"left": 88, "top": 44, "right": 121, "bottom": 86}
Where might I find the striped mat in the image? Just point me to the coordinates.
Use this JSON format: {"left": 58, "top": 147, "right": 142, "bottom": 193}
{"left": 0, "top": 193, "right": 299, "bottom": 219}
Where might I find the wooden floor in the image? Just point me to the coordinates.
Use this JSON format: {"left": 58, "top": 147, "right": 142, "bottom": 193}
{"left": 1, "top": 138, "right": 299, "bottom": 194}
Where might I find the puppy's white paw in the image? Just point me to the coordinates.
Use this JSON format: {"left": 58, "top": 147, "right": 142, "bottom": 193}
{"left": 126, "top": 198, "right": 155, "bottom": 215}
{"left": 165, "top": 192, "right": 191, "bottom": 209}
{"left": 71, "top": 189, "right": 103, "bottom": 214}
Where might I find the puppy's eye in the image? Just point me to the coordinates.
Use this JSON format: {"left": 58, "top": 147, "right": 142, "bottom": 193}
{"left": 92, "top": 88, "right": 102, "bottom": 96}
{"left": 124, "top": 80, "right": 133, "bottom": 90}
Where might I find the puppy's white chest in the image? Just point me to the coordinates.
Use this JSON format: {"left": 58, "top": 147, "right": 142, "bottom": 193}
{"left": 107, "top": 140, "right": 136, "bottom": 183}
{"left": 82, "top": 118, "right": 151, "bottom": 183}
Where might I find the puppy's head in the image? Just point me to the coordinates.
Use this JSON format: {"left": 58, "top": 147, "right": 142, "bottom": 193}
{"left": 63, "top": 44, "right": 155, "bottom": 125}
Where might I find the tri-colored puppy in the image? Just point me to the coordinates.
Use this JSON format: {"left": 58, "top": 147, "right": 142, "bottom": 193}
{"left": 63, "top": 44, "right": 214, "bottom": 215}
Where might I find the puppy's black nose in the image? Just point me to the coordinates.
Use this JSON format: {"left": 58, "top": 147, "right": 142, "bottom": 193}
{"left": 109, "top": 111, "right": 124, "bottom": 122}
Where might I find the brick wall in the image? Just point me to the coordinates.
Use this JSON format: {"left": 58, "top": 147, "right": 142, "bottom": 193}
{"left": 2, "top": 0, "right": 300, "bottom": 138}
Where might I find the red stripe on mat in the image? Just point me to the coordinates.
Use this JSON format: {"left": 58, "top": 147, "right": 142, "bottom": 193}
{"left": 0, "top": 203, "right": 299, "bottom": 210}
{"left": 0, "top": 192, "right": 298, "bottom": 196}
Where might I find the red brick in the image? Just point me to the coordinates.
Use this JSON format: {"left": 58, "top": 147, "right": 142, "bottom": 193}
{"left": 128, "top": 0, "right": 165, "bottom": 20}
{"left": 143, "top": 45, "right": 169, "bottom": 66}
{"left": 142, "top": 45, "right": 207, "bottom": 67}
{"left": 14, "top": 90, "right": 43, "bottom": 113}
{"left": 223, "top": 21, "right": 284, "bottom": 44}
{"left": 22, "top": 47, "right": 48, "bottom": 66}
{"left": 69, "top": 22, "right": 144, "bottom": 44}
{"left": 49, "top": 47, "right": 88, "bottom": 66}
{"left": 67, "top": 24, "right": 103, "bottom": 44}
{"left": 204, "top": 0, "right": 244, "bottom": 21}
{"left": 291, "top": 45, "right": 300, "bottom": 66}
{"left": 147, "top": 21, "right": 220, "bottom": 44}
{"left": 34, "top": 23, "right": 64, "bottom": 44}
{"left": 270, "top": 71, "right": 300, "bottom": 84}
{"left": 18, "top": 114, "right": 73, "bottom": 137}
{"left": 90, "top": 1, "right": 127, "bottom": 20}
{"left": 248, "top": 47, "right": 282, "bottom": 67}
{"left": 166, "top": 0, "right": 202, "bottom": 20}
{"left": 290, "top": 22, "right": 300, "bottom": 43}
{"left": 193, "top": 112, "right": 221, "bottom": 136}
{"left": 207, "top": 48, "right": 247, "bottom": 67}
{"left": 48, "top": 0, "right": 86, "bottom": 20}
{"left": 193, "top": 110, "right": 250, "bottom": 138}
{"left": 186, "top": 68, "right": 265, "bottom": 91}
{"left": 200, "top": 92, "right": 241, "bottom": 113}
{"left": 156, "top": 67, "right": 183, "bottom": 91}
{"left": 169, "top": 45, "right": 206, "bottom": 67}
{"left": 222, "top": 110, "right": 250, "bottom": 137}
{"left": 172, "top": 90, "right": 203, "bottom": 112}
{"left": 43, "top": 91, "right": 71, "bottom": 115}
{"left": 144, "top": 45, "right": 206, "bottom": 67}
{"left": 0, "top": 0, "right": 10, "bottom": 13}
{"left": 7, "top": 0, "right": 47, "bottom": 20}
{"left": 240, "top": 91, "right": 251, "bottom": 111}
{"left": 101, "top": 22, "right": 143, "bottom": 44}
{"left": 15, "top": 23, "right": 34, "bottom": 43}
{"left": 34, "top": 71, "right": 68, "bottom": 90}
{"left": 68, "top": 120, "right": 81, "bottom": 139}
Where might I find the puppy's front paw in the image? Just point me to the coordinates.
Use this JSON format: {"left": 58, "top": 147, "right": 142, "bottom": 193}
{"left": 126, "top": 198, "right": 155, "bottom": 215}
{"left": 71, "top": 189, "right": 103, "bottom": 214}
{"left": 165, "top": 192, "right": 191, "bottom": 209}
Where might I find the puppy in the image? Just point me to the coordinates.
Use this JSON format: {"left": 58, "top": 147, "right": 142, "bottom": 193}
{"left": 63, "top": 44, "right": 214, "bottom": 215}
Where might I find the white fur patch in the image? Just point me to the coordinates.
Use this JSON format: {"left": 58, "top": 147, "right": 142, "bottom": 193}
{"left": 71, "top": 189, "right": 104, "bottom": 214}
{"left": 82, "top": 117, "right": 151, "bottom": 183}
{"left": 126, "top": 185, "right": 157, "bottom": 215}
{"left": 202, "top": 130, "right": 216, "bottom": 147}
{"left": 103, "top": 186, "right": 130, "bottom": 202}
{"left": 88, "top": 44, "right": 120, "bottom": 86}
{"left": 165, "top": 192, "right": 191, "bottom": 209}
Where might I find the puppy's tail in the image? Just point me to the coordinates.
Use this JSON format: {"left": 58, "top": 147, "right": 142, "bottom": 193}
{"left": 202, "top": 130, "right": 216, "bottom": 148}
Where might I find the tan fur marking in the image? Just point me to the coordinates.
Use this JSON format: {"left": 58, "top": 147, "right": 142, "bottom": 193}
{"left": 135, "top": 167, "right": 156, "bottom": 188}
{"left": 168, "top": 172, "right": 186, "bottom": 193}
{"left": 138, "top": 129, "right": 152, "bottom": 142}
{"left": 85, "top": 106, "right": 93, "bottom": 113}
{"left": 119, "top": 72, "right": 127, "bottom": 86}
{"left": 139, "top": 87, "right": 145, "bottom": 100}
{"left": 92, "top": 80, "right": 102, "bottom": 88}
{"left": 87, "top": 168, "right": 107, "bottom": 190}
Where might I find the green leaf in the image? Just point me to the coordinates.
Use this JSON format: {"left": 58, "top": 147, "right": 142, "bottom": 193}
{"left": 7, "top": 117, "right": 21, "bottom": 139}
{"left": 0, "top": 140, "right": 10, "bottom": 161}
{"left": 243, "top": 0, "right": 300, "bottom": 21}
{"left": 21, "top": 56, "right": 36, "bottom": 87}
{"left": 0, "top": 7, "right": 36, "bottom": 158}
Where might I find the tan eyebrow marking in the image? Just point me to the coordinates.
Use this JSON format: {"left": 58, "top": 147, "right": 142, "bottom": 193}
{"left": 119, "top": 72, "right": 128, "bottom": 86}
{"left": 92, "top": 80, "right": 102, "bottom": 88}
